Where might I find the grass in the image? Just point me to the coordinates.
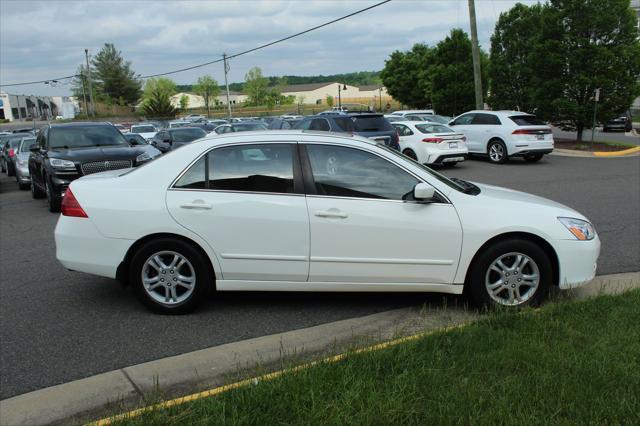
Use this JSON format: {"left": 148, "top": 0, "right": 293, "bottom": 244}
{"left": 108, "top": 290, "right": 640, "bottom": 425}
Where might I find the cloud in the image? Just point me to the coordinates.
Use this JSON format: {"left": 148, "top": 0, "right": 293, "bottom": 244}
{"left": 0, "top": 0, "right": 534, "bottom": 96}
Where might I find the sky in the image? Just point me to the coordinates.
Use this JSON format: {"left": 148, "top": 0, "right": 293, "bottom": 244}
{"left": 0, "top": 0, "right": 536, "bottom": 96}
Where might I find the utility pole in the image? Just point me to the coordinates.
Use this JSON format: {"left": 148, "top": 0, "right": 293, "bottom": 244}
{"left": 80, "top": 70, "right": 89, "bottom": 118}
{"left": 591, "top": 88, "right": 600, "bottom": 149}
{"left": 223, "top": 53, "right": 232, "bottom": 119}
{"left": 84, "top": 49, "right": 95, "bottom": 117}
{"left": 468, "top": 0, "right": 483, "bottom": 110}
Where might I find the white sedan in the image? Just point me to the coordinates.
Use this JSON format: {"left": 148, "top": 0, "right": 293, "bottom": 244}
{"left": 55, "top": 131, "right": 600, "bottom": 314}
{"left": 392, "top": 121, "right": 469, "bottom": 167}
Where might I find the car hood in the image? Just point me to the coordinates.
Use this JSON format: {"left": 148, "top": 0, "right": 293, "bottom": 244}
{"left": 473, "top": 182, "right": 585, "bottom": 219}
{"left": 49, "top": 145, "right": 145, "bottom": 162}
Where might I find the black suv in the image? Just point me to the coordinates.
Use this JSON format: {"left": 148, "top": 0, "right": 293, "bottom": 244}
{"left": 293, "top": 113, "right": 400, "bottom": 150}
{"left": 29, "top": 122, "right": 152, "bottom": 212}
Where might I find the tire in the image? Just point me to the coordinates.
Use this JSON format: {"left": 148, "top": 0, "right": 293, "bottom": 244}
{"left": 523, "top": 153, "right": 544, "bottom": 163}
{"left": 1, "top": 160, "right": 5, "bottom": 173}
{"left": 487, "top": 139, "right": 508, "bottom": 164}
{"left": 18, "top": 181, "right": 30, "bottom": 191}
{"left": 45, "top": 177, "right": 61, "bottom": 212}
{"left": 7, "top": 162, "right": 15, "bottom": 177}
{"left": 466, "top": 238, "right": 552, "bottom": 308}
{"left": 402, "top": 149, "right": 418, "bottom": 161}
{"left": 129, "top": 238, "right": 212, "bottom": 314}
{"left": 31, "top": 177, "right": 45, "bottom": 199}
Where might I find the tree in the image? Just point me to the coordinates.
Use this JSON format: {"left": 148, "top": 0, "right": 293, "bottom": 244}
{"left": 532, "top": 0, "right": 640, "bottom": 142}
{"left": 90, "top": 43, "right": 141, "bottom": 104}
{"left": 326, "top": 95, "right": 334, "bottom": 107}
{"left": 140, "top": 77, "right": 178, "bottom": 118}
{"left": 244, "top": 67, "right": 268, "bottom": 106}
{"left": 193, "top": 75, "right": 220, "bottom": 117}
{"left": 429, "top": 29, "right": 488, "bottom": 117}
{"left": 380, "top": 43, "right": 433, "bottom": 108}
{"left": 179, "top": 94, "right": 189, "bottom": 111}
{"left": 489, "top": 3, "right": 546, "bottom": 112}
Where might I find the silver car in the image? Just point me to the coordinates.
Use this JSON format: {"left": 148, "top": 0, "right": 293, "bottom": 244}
{"left": 14, "top": 137, "right": 37, "bottom": 190}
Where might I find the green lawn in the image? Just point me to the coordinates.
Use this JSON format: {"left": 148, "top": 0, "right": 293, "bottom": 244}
{"left": 113, "top": 290, "right": 640, "bottom": 425}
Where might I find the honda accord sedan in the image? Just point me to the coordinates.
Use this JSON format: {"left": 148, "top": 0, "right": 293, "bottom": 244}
{"left": 55, "top": 131, "right": 600, "bottom": 314}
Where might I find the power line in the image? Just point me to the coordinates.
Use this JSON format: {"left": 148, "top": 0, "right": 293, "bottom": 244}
{"left": 0, "top": 0, "right": 391, "bottom": 87}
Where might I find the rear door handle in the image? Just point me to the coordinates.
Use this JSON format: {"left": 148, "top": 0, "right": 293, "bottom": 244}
{"left": 180, "top": 201, "right": 213, "bottom": 210}
{"left": 314, "top": 210, "right": 348, "bottom": 219}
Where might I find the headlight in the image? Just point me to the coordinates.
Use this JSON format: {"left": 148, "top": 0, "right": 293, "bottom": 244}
{"left": 136, "top": 152, "right": 151, "bottom": 163}
{"left": 50, "top": 158, "right": 75, "bottom": 169}
{"left": 558, "top": 217, "right": 596, "bottom": 241}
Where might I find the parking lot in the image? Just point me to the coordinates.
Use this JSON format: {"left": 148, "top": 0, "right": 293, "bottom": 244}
{"left": 1, "top": 153, "right": 639, "bottom": 400}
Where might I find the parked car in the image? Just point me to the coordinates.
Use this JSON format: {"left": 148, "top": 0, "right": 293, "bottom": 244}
{"left": 603, "top": 116, "right": 632, "bottom": 132}
{"left": 168, "top": 120, "right": 191, "bottom": 129}
{"left": 294, "top": 113, "right": 400, "bottom": 150}
{"left": 122, "top": 133, "right": 162, "bottom": 159}
{"left": 391, "top": 110, "right": 435, "bottom": 117}
{"left": 213, "top": 122, "right": 268, "bottom": 134}
{"left": 0, "top": 134, "right": 24, "bottom": 176}
{"left": 28, "top": 122, "right": 154, "bottom": 212}
{"left": 268, "top": 118, "right": 302, "bottom": 130}
{"left": 12, "top": 128, "right": 37, "bottom": 135}
{"left": 150, "top": 127, "right": 208, "bottom": 153}
{"left": 113, "top": 124, "right": 128, "bottom": 133}
{"left": 403, "top": 114, "right": 452, "bottom": 124}
{"left": 54, "top": 130, "right": 600, "bottom": 314}
{"left": 448, "top": 111, "right": 553, "bottom": 164}
{"left": 392, "top": 121, "right": 468, "bottom": 167}
{"left": 184, "top": 114, "right": 205, "bottom": 122}
{"left": 206, "top": 119, "right": 229, "bottom": 127}
{"left": 130, "top": 124, "right": 158, "bottom": 141}
{"left": 14, "top": 137, "right": 37, "bottom": 190}
{"left": 281, "top": 114, "right": 304, "bottom": 120}
{"left": 384, "top": 115, "right": 404, "bottom": 123}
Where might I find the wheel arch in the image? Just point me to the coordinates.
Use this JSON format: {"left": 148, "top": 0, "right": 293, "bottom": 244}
{"left": 463, "top": 232, "right": 560, "bottom": 289}
{"left": 486, "top": 137, "right": 506, "bottom": 154}
{"left": 116, "top": 232, "right": 217, "bottom": 289}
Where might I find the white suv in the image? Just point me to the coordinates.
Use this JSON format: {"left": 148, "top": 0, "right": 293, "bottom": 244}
{"left": 448, "top": 111, "right": 554, "bottom": 164}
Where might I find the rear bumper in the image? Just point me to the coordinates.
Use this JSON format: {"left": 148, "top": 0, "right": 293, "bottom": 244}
{"left": 428, "top": 153, "right": 468, "bottom": 164}
{"left": 554, "top": 237, "right": 601, "bottom": 289}
{"left": 55, "top": 215, "right": 133, "bottom": 279}
{"left": 511, "top": 148, "right": 553, "bottom": 157}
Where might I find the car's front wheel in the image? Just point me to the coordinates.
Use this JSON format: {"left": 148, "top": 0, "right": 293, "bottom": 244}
{"left": 487, "top": 139, "right": 508, "bottom": 164}
{"left": 466, "top": 238, "right": 551, "bottom": 308}
{"left": 31, "top": 177, "right": 45, "bottom": 199}
{"left": 130, "top": 238, "right": 212, "bottom": 314}
{"left": 45, "top": 177, "right": 61, "bottom": 212}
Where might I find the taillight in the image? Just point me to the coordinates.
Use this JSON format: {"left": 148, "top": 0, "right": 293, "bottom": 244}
{"left": 422, "top": 137, "right": 443, "bottom": 143}
{"left": 512, "top": 129, "right": 552, "bottom": 135}
{"left": 8, "top": 148, "right": 15, "bottom": 157}
{"left": 61, "top": 188, "right": 88, "bottom": 218}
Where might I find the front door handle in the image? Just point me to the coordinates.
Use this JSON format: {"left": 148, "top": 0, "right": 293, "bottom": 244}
{"left": 180, "top": 201, "right": 213, "bottom": 210}
{"left": 314, "top": 210, "right": 348, "bottom": 219}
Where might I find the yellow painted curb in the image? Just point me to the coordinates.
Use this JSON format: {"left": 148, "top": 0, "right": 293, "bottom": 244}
{"left": 89, "top": 324, "right": 467, "bottom": 425}
{"left": 593, "top": 146, "right": 640, "bottom": 157}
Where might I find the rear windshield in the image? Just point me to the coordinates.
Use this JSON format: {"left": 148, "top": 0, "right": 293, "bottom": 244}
{"left": 510, "top": 115, "right": 546, "bottom": 126}
{"left": 351, "top": 116, "right": 393, "bottom": 132}
{"left": 171, "top": 128, "right": 207, "bottom": 142}
{"left": 131, "top": 125, "right": 156, "bottom": 133}
{"left": 20, "top": 138, "right": 37, "bottom": 152}
{"left": 49, "top": 125, "right": 127, "bottom": 149}
{"left": 333, "top": 117, "right": 356, "bottom": 132}
{"left": 234, "top": 123, "right": 267, "bottom": 131}
{"left": 415, "top": 124, "right": 454, "bottom": 134}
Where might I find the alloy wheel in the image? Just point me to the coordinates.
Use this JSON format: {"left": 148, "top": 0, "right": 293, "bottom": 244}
{"left": 485, "top": 252, "right": 540, "bottom": 306}
{"left": 141, "top": 251, "right": 196, "bottom": 306}
{"left": 489, "top": 143, "right": 505, "bottom": 162}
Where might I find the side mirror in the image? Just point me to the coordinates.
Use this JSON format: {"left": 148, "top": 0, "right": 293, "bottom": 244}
{"left": 413, "top": 183, "right": 435, "bottom": 201}
{"left": 163, "top": 138, "right": 172, "bottom": 144}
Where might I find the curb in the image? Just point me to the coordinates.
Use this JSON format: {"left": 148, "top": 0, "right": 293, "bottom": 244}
{"left": 1, "top": 272, "right": 639, "bottom": 426}
{"left": 593, "top": 146, "right": 640, "bottom": 157}
{"left": 550, "top": 147, "right": 640, "bottom": 158}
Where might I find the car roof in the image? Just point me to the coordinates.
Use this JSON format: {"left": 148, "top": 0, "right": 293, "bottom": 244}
{"left": 195, "top": 129, "right": 376, "bottom": 148}
{"left": 460, "top": 110, "right": 533, "bottom": 116}
{"left": 49, "top": 121, "right": 115, "bottom": 128}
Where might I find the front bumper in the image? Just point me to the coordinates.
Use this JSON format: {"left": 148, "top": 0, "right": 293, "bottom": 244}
{"left": 554, "top": 236, "right": 601, "bottom": 289}
{"left": 16, "top": 166, "right": 30, "bottom": 182}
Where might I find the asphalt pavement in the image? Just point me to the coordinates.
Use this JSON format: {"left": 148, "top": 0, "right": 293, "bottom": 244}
{"left": 1, "top": 153, "right": 639, "bottom": 399}
{"left": 551, "top": 126, "right": 639, "bottom": 145}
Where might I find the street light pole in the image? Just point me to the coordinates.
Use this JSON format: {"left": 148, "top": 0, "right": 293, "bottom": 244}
{"left": 468, "top": 0, "right": 484, "bottom": 110}
{"left": 337, "top": 83, "right": 347, "bottom": 109}
{"left": 84, "top": 49, "right": 95, "bottom": 117}
{"left": 378, "top": 87, "right": 383, "bottom": 111}
{"left": 223, "top": 53, "right": 232, "bottom": 119}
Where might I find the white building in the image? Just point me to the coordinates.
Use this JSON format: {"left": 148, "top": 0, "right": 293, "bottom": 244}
{"left": 215, "top": 90, "right": 248, "bottom": 105}
{"left": 0, "top": 92, "right": 58, "bottom": 122}
{"left": 170, "top": 92, "right": 205, "bottom": 109}
{"left": 278, "top": 82, "right": 392, "bottom": 107}
{"left": 51, "top": 96, "right": 79, "bottom": 119}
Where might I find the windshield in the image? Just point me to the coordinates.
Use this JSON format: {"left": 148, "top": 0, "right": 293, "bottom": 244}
{"left": 49, "top": 125, "right": 127, "bottom": 149}
{"left": 415, "top": 124, "right": 455, "bottom": 134}
{"left": 234, "top": 123, "right": 267, "bottom": 131}
{"left": 375, "top": 143, "right": 468, "bottom": 193}
{"left": 131, "top": 125, "right": 156, "bottom": 133}
{"left": 429, "top": 115, "right": 451, "bottom": 124}
{"left": 171, "top": 128, "right": 207, "bottom": 142}
{"left": 19, "top": 138, "right": 37, "bottom": 152}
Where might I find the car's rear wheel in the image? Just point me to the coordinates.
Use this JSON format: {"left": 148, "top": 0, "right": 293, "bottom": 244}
{"left": 523, "top": 153, "right": 544, "bottom": 163}
{"left": 18, "top": 181, "right": 30, "bottom": 190}
{"left": 466, "top": 238, "right": 551, "bottom": 308}
{"left": 31, "top": 177, "right": 45, "bottom": 199}
{"left": 130, "top": 238, "right": 212, "bottom": 314}
{"left": 45, "top": 177, "right": 61, "bottom": 212}
{"left": 402, "top": 149, "right": 417, "bottom": 161}
{"left": 487, "top": 139, "right": 508, "bottom": 164}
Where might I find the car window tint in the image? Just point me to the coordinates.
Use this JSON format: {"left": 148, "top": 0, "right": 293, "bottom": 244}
{"left": 472, "top": 113, "right": 501, "bottom": 125}
{"left": 333, "top": 117, "right": 356, "bottom": 132}
{"left": 453, "top": 114, "right": 474, "bottom": 125}
{"left": 392, "top": 124, "right": 413, "bottom": 136}
{"left": 415, "top": 124, "right": 454, "bottom": 134}
{"left": 510, "top": 115, "right": 546, "bottom": 126}
{"left": 174, "top": 157, "right": 207, "bottom": 189}
{"left": 209, "top": 144, "right": 294, "bottom": 194}
{"left": 306, "top": 145, "right": 418, "bottom": 200}
{"left": 309, "top": 119, "right": 330, "bottom": 131}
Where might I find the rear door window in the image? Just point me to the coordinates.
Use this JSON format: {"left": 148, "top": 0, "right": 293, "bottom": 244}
{"left": 472, "top": 114, "right": 501, "bottom": 125}
{"left": 309, "top": 119, "right": 330, "bottom": 131}
{"left": 333, "top": 117, "right": 356, "bottom": 132}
